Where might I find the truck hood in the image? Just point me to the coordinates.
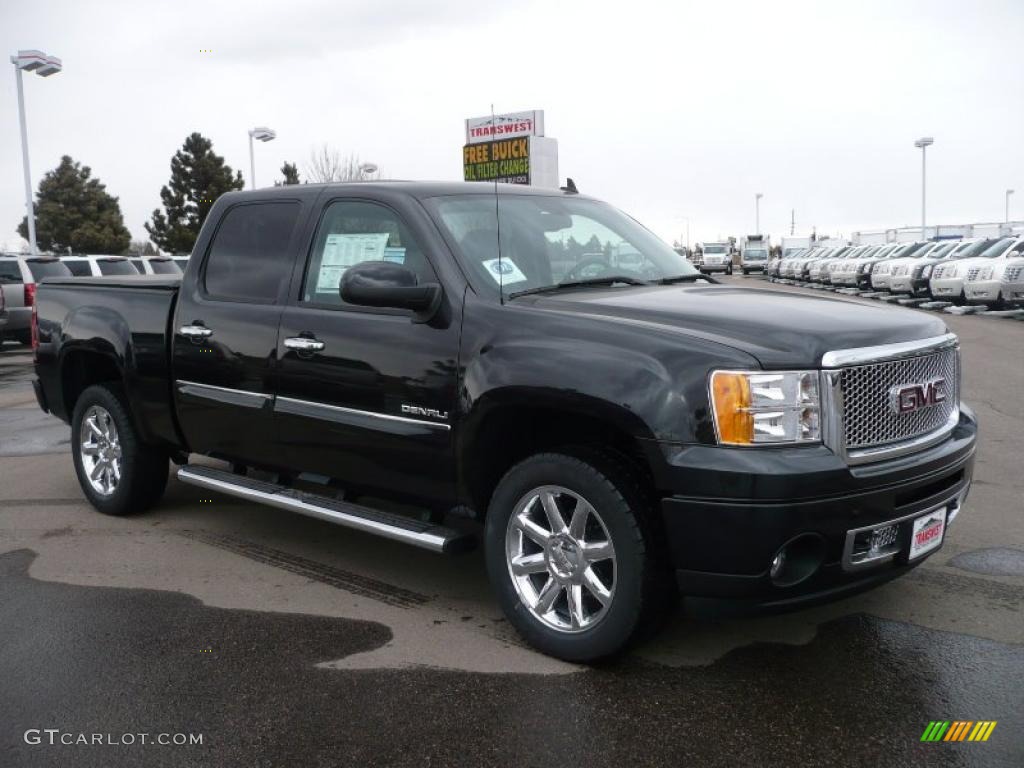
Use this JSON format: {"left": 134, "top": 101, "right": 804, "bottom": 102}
{"left": 530, "top": 284, "right": 948, "bottom": 368}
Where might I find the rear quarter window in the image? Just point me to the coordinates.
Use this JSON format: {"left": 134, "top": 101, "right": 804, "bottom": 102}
{"left": 98, "top": 260, "right": 139, "bottom": 276}
{"left": 27, "top": 260, "right": 72, "bottom": 280}
{"left": 0, "top": 260, "right": 22, "bottom": 283}
{"left": 63, "top": 260, "right": 92, "bottom": 276}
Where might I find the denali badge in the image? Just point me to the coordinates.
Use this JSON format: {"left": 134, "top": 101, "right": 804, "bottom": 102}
{"left": 890, "top": 378, "right": 946, "bottom": 415}
{"left": 401, "top": 404, "right": 449, "bottom": 421}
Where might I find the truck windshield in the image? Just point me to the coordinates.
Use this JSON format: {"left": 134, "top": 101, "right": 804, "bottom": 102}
{"left": 745, "top": 249, "right": 767, "bottom": 258}
{"left": 427, "top": 194, "right": 699, "bottom": 298}
{"left": 703, "top": 245, "right": 727, "bottom": 254}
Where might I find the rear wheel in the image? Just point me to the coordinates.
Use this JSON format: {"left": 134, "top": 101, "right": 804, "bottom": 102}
{"left": 485, "top": 451, "right": 670, "bottom": 662}
{"left": 72, "top": 383, "right": 169, "bottom": 516}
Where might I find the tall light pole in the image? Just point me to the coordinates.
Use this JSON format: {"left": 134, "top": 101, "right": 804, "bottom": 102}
{"left": 10, "top": 50, "right": 62, "bottom": 256}
{"left": 755, "top": 193, "right": 763, "bottom": 235}
{"left": 914, "top": 137, "right": 934, "bottom": 240}
{"left": 1006, "top": 189, "right": 1015, "bottom": 223}
{"left": 248, "top": 127, "right": 276, "bottom": 189}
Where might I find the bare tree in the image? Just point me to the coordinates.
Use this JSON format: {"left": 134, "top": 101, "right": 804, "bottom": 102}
{"left": 304, "top": 144, "right": 379, "bottom": 182}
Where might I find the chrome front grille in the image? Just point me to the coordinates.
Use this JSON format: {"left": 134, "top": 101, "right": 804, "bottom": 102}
{"left": 966, "top": 267, "right": 981, "bottom": 281}
{"left": 839, "top": 347, "right": 959, "bottom": 450}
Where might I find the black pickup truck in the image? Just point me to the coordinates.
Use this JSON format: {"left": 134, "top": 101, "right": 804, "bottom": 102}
{"left": 32, "top": 182, "right": 977, "bottom": 661}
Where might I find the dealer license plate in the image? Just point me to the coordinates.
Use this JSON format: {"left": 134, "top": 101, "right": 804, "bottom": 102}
{"left": 909, "top": 508, "right": 947, "bottom": 560}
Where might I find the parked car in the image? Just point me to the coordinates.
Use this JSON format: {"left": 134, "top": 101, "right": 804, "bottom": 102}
{"left": 930, "top": 236, "right": 1020, "bottom": 303}
{"left": 0, "top": 283, "right": 6, "bottom": 339}
{"left": 830, "top": 244, "right": 883, "bottom": 287}
{"left": 699, "top": 242, "right": 733, "bottom": 274}
{"left": 808, "top": 246, "right": 853, "bottom": 283}
{"left": 128, "top": 256, "right": 183, "bottom": 275}
{"left": 0, "top": 255, "right": 72, "bottom": 345}
{"left": 870, "top": 242, "right": 930, "bottom": 292}
{"left": 962, "top": 237, "right": 1024, "bottom": 307}
{"left": 888, "top": 239, "right": 983, "bottom": 297}
{"left": 32, "top": 181, "right": 977, "bottom": 662}
{"left": 987, "top": 258, "right": 1024, "bottom": 307}
{"left": 60, "top": 255, "right": 141, "bottom": 277}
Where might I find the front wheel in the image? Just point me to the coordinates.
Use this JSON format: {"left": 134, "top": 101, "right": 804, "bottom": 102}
{"left": 485, "top": 451, "right": 669, "bottom": 662}
{"left": 72, "top": 383, "right": 169, "bottom": 516}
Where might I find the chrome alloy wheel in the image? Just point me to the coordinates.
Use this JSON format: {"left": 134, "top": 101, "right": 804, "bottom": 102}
{"left": 505, "top": 485, "right": 616, "bottom": 633}
{"left": 80, "top": 405, "right": 122, "bottom": 496}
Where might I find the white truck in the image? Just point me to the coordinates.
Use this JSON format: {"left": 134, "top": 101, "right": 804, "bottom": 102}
{"left": 780, "top": 236, "right": 813, "bottom": 259}
{"left": 739, "top": 235, "right": 770, "bottom": 275}
{"left": 699, "top": 242, "right": 733, "bottom": 274}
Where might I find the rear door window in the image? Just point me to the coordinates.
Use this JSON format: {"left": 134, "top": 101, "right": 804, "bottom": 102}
{"left": 27, "top": 259, "right": 72, "bottom": 280}
{"left": 204, "top": 202, "right": 300, "bottom": 302}
{"left": 98, "top": 259, "right": 139, "bottom": 276}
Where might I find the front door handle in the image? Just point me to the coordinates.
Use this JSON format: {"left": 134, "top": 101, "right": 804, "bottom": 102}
{"left": 179, "top": 324, "right": 213, "bottom": 339}
{"left": 284, "top": 336, "right": 325, "bottom": 352}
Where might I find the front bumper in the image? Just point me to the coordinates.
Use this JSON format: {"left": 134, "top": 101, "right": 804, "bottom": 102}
{"left": 700, "top": 264, "right": 731, "bottom": 273}
{"left": 889, "top": 275, "right": 930, "bottom": 295}
{"left": 964, "top": 280, "right": 1002, "bottom": 304}
{"left": 654, "top": 406, "right": 977, "bottom": 606}
{"left": 929, "top": 277, "right": 964, "bottom": 299}
{"left": 870, "top": 275, "right": 893, "bottom": 291}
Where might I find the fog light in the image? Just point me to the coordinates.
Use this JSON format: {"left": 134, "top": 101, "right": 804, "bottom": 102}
{"left": 770, "top": 533, "right": 826, "bottom": 587}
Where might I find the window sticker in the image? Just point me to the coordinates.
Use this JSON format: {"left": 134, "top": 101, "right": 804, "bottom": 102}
{"left": 481, "top": 257, "right": 527, "bottom": 285}
{"left": 315, "top": 232, "right": 390, "bottom": 294}
{"left": 382, "top": 247, "right": 406, "bottom": 264}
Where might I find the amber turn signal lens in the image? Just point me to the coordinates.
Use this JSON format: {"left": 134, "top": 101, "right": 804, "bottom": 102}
{"left": 711, "top": 372, "right": 753, "bottom": 445}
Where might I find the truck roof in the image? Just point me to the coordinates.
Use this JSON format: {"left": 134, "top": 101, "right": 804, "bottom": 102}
{"left": 218, "top": 181, "right": 589, "bottom": 203}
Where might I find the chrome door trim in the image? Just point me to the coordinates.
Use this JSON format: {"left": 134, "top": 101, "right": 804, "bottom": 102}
{"left": 175, "top": 379, "right": 272, "bottom": 410}
{"left": 820, "top": 333, "right": 958, "bottom": 368}
{"left": 275, "top": 395, "right": 451, "bottom": 432}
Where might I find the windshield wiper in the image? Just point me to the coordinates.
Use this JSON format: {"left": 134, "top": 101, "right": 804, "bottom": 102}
{"left": 656, "top": 273, "right": 707, "bottom": 285}
{"left": 508, "top": 275, "right": 649, "bottom": 299}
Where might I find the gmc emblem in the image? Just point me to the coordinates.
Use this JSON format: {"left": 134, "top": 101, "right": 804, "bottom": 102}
{"left": 890, "top": 378, "right": 946, "bottom": 414}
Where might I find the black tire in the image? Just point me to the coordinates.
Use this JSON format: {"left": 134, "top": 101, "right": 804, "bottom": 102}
{"left": 15, "top": 330, "right": 31, "bottom": 346}
{"left": 71, "top": 383, "right": 169, "bottom": 516}
{"left": 741, "top": 269, "right": 748, "bottom": 276}
{"left": 485, "top": 450, "right": 670, "bottom": 662}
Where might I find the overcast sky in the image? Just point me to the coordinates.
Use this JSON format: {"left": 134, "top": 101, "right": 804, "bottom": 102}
{"left": 2, "top": 0, "right": 1022, "bottom": 250}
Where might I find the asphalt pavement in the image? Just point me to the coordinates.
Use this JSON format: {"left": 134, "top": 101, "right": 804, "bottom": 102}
{"left": 0, "top": 280, "right": 1022, "bottom": 767}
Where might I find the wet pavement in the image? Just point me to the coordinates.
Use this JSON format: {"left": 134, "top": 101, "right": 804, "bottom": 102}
{"left": 1, "top": 299, "right": 1022, "bottom": 767}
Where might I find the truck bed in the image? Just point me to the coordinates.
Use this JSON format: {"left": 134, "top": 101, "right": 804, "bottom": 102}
{"left": 33, "top": 275, "right": 183, "bottom": 451}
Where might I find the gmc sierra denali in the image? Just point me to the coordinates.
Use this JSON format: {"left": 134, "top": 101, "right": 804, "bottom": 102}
{"left": 32, "top": 182, "right": 977, "bottom": 661}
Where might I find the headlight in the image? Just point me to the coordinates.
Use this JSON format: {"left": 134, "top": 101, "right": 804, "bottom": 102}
{"left": 710, "top": 370, "right": 821, "bottom": 445}
{"left": 979, "top": 267, "right": 993, "bottom": 280}
{"left": 921, "top": 264, "right": 933, "bottom": 278}
{"left": 1006, "top": 266, "right": 1023, "bottom": 281}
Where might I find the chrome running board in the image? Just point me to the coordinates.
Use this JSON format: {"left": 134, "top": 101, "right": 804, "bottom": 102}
{"left": 177, "top": 465, "right": 473, "bottom": 554}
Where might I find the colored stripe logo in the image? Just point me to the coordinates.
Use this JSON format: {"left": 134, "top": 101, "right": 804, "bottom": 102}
{"left": 921, "top": 721, "right": 997, "bottom": 742}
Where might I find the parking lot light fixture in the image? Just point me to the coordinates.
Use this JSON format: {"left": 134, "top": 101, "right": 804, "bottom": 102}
{"left": 1006, "top": 189, "right": 1015, "bottom": 223}
{"left": 247, "top": 126, "right": 277, "bottom": 189}
{"left": 755, "top": 193, "right": 763, "bottom": 235}
{"left": 914, "top": 137, "right": 934, "bottom": 239}
{"left": 10, "top": 49, "right": 63, "bottom": 256}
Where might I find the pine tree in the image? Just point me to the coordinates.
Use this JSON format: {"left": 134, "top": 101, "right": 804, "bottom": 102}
{"left": 145, "top": 133, "right": 244, "bottom": 253}
{"left": 17, "top": 156, "right": 131, "bottom": 254}
{"left": 276, "top": 162, "right": 300, "bottom": 186}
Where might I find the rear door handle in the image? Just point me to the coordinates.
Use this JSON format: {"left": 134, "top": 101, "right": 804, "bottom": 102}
{"left": 284, "top": 337, "right": 325, "bottom": 352}
{"left": 179, "top": 324, "right": 213, "bottom": 338}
